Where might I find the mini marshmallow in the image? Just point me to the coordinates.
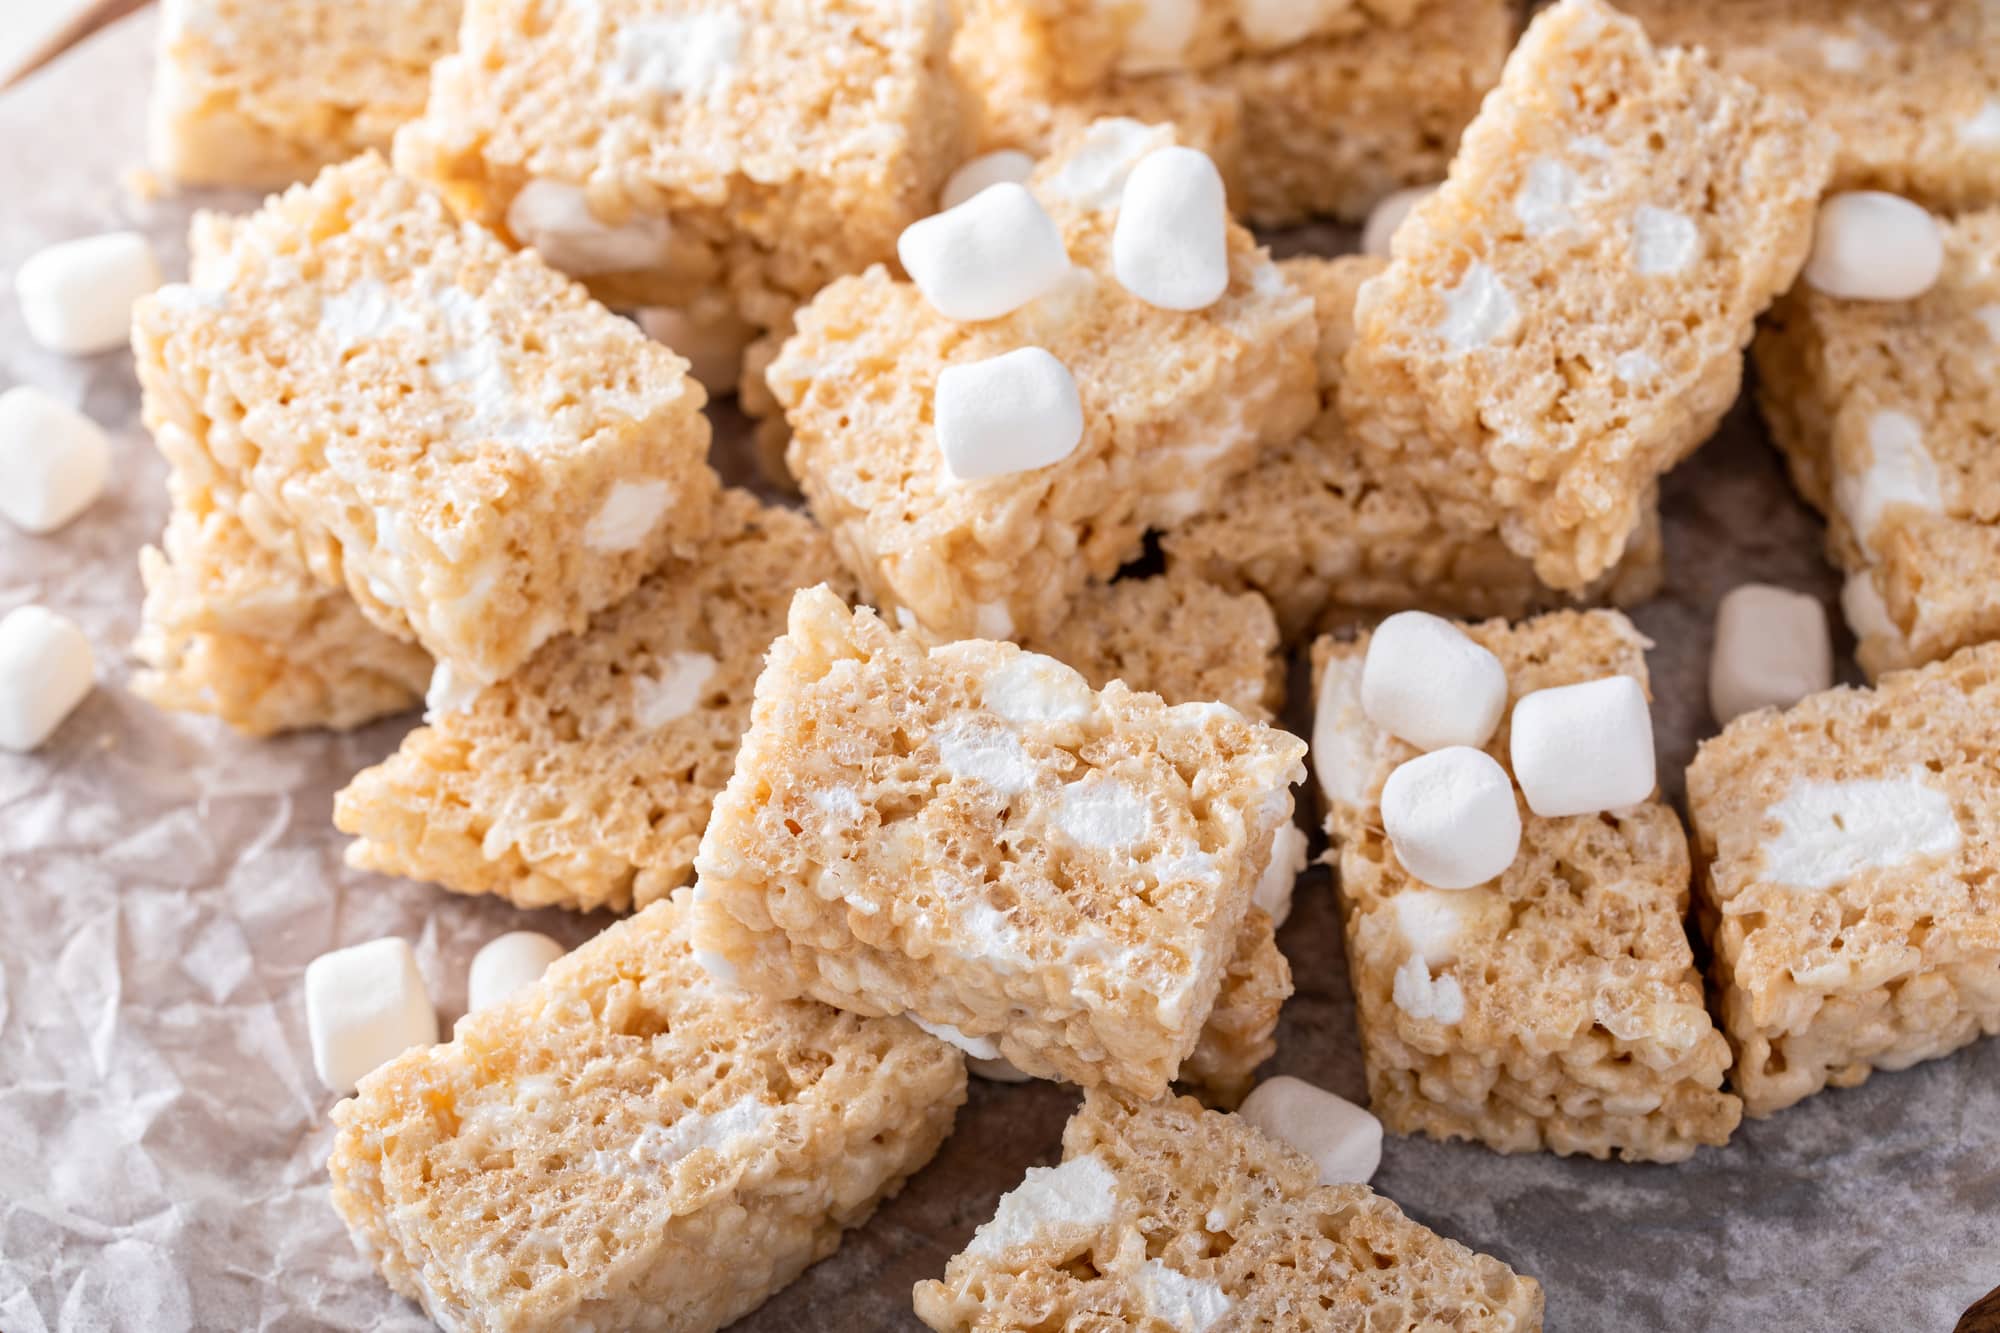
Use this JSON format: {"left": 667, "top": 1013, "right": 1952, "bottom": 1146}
{"left": 303, "top": 937, "right": 438, "bottom": 1094}
{"left": 466, "top": 931, "right": 566, "bottom": 1013}
{"left": 0, "top": 386, "right": 112, "bottom": 533}
{"left": 898, "top": 182, "right": 1070, "bottom": 322}
{"left": 935, "top": 347, "right": 1084, "bottom": 480}
{"left": 0, "top": 605, "right": 94, "bottom": 752}
{"left": 1237, "top": 1075, "right": 1383, "bottom": 1186}
{"left": 15, "top": 231, "right": 161, "bottom": 354}
{"left": 1709, "top": 584, "right": 1833, "bottom": 725}
{"left": 968, "top": 1055, "right": 1034, "bottom": 1083}
{"left": 637, "top": 305, "right": 753, "bottom": 394}
{"left": 1112, "top": 147, "right": 1229, "bottom": 311}
{"left": 504, "top": 180, "right": 670, "bottom": 277}
{"left": 941, "top": 149, "right": 1036, "bottom": 211}
{"left": 1361, "top": 611, "right": 1508, "bottom": 752}
{"left": 1802, "top": 192, "right": 1943, "bottom": 302}
{"left": 1361, "top": 185, "right": 1437, "bottom": 258}
{"left": 1254, "top": 822, "right": 1310, "bottom": 927}
{"left": 1509, "top": 675, "right": 1656, "bottom": 818}
{"left": 1380, "top": 747, "right": 1521, "bottom": 890}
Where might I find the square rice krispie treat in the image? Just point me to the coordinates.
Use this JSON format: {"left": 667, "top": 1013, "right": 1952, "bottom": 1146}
{"left": 134, "top": 155, "right": 717, "bottom": 691}
{"left": 692, "top": 586, "right": 1307, "bottom": 1100}
{"left": 772, "top": 118, "right": 1317, "bottom": 643}
{"left": 1755, "top": 210, "right": 2000, "bottom": 679}
{"left": 913, "top": 1090, "right": 1544, "bottom": 1331}
{"left": 149, "top": 0, "right": 462, "bottom": 189}
{"left": 334, "top": 490, "right": 849, "bottom": 916}
{"left": 1313, "top": 611, "right": 1742, "bottom": 1161}
{"left": 1686, "top": 643, "right": 2000, "bottom": 1117}
{"left": 329, "top": 892, "right": 966, "bottom": 1332}
{"left": 1617, "top": 0, "right": 2000, "bottom": 213}
{"left": 1340, "top": 0, "right": 1833, "bottom": 592}
{"left": 133, "top": 470, "right": 432, "bottom": 736}
{"left": 1166, "top": 254, "right": 1664, "bottom": 645}
{"left": 393, "top": 0, "right": 968, "bottom": 325}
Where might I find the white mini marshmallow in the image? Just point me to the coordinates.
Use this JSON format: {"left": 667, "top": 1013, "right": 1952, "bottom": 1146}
{"left": 1361, "top": 611, "right": 1509, "bottom": 752}
{"left": 0, "top": 606, "right": 94, "bottom": 752}
{"left": 1361, "top": 185, "right": 1437, "bottom": 258}
{"left": 1709, "top": 584, "right": 1833, "bottom": 724}
{"left": 941, "top": 149, "right": 1037, "bottom": 211}
{"left": 504, "top": 180, "right": 671, "bottom": 277}
{"left": 1509, "top": 675, "right": 1656, "bottom": 817}
{"left": 898, "top": 182, "right": 1070, "bottom": 322}
{"left": 637, "top": 305, "right": 753, "bottom": 392}
{"left": 0, "top": 386, "right": 112, "bottom": 533}
{"left": 1112, "top": 147, "right": 1230, "bottom": 311}
{"left": 1802, "top": 192, "right": 1943, "bottom": 302}
{"left": 935, "top": 347, "right": 1084, "bottom": 480}
{"left": 304, "top": 937, "right": 438, "bottom": 1094}
{"left": 1254, "top": 823, "right": 1310, "bottom": 927}
{"left": 1379, "top": 747, "right": 1520, "bottom": 890}
{"left": 467, "top": 931, "right": 566, "bottom": 1014}
{"left": 16, "top": 231, "right": 161, "bottom": 354}
{"left": 968, "top": 1055, "right": 1034, "bottom": 1083}
{"left": 1237, "top": 1076, "right": 1383, "bottom": 1186}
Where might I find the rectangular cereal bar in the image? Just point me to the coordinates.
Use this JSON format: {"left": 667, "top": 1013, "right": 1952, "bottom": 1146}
{"left": 133, "top": 155, "right": 717, "bottom": 690}
{"left": 692, "top": 585, "right": 1307, "bottom": 1100}
{"left": 1686, "top": 642, "right": 2000, "bottom": 1117}
{"left": 1312, "top": 610, "right": 1742, "bottom": 1161}
{"left": 329, "top": 892, "right": 966, "bottom": 1332}
{"left": 334, "top": 490, "right": 849, "bottom": 915}
{"left": 1755, "top": 209, "right": 2000, "bottom": 679}
{"left": 1340, "top": 0, "right": 1832, "bottom": 591}
{"left": 1165, "top": 254, "right": 1663, "bottom": 645}
{"left": 149, "top": 0, "right": 462, "bottom": 189}
{"left": 772, "top": 118, "right": 1317, "bottom": 643}
{"left": 913, "top": 1089, "right": 1544, "bottom": 1331}
{"left": 1617, "top": 0, "right": 2000, "bottom": 213}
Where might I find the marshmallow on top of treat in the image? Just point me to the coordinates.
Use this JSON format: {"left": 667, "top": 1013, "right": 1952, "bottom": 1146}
{"left": 304, "top": 937, "right": 439, "bottom": 1094}
{"left": 941, "top": 149, "right": 1037, "bottom": 212}
{"left": 467, "top": 931, "right": 566, "bottom": 1014}
{"left": 899, "top": 182, "right": 1071, "bottom": 322}
{"left": 1802, "top": 192, "right": 1943, "bottom": 302}
{"left": 1112, "top": 146, "right": 1230, "bottom": 311}
{"left": 0, "top": 386, "right": 111, "bottom": 534}
{"left": 935, "top": 346, "right": 1084, "bottom": 480}
{"left": 0, "top": 605, "right": 95, "bottom": 753}
{"left": 1361, "top": 185, "right": 1438, "bottom": 259}
{"left": 1709, "top": 584, "right": 1833, "bottom": 725}
{"left": 1380, "top": 746, "right": 1521, "bottom": 890}
{"left": 1238, "top": 1075, "right": 1384, "bottom": 1186}
{"left": 1361, "top": 611, "right": 1508, "bottom": 752}
{"left": 1509, "top": 675, "right": 1656, "bottom": 817}
{"left": 16, "top": 231, "right": 161, "bottom": 355}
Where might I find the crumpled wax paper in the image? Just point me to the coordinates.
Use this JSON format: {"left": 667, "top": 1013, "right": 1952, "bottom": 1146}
{"left": 1, "top": 12, "right": 1995, "bottom": 1332}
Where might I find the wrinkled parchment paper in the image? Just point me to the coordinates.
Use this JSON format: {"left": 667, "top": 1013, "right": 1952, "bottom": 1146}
{"left": 1, "top": 13, "right": 1994, "bottom": 1331}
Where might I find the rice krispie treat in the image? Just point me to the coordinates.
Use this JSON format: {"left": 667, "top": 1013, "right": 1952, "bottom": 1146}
{"left": 1686, "top": 643, "right": 2000, "bottom": 1117}
{"left": 1313, "top": 611, "right": 1742, "bottom": 1161}
{"left": 1617, "top": 0, "right": 2000, "bottom": 214}
{"left": 149, "top": 0, "right": 462, "bottom": 188}
{"left": 692, "top": 587, "right": 1307, "bottom": 1100}
{"left": 330, "top": 892, "right": 965, "bottom": 1332}
{"left": 913, "top": 1090, "right": 1544, "bottom": 1331}
{"left": 133, "top": 156, "right": 716, "bottom": 691}
{"left": 1166, "top": 255, "right": 1663, "bottom": 645}
{"left": 133, "top": 471, "right": 432, "bottom": 736}
{"left": 1755, "top": 210, "right": 2000, "bottom": 679}
{"left": 334, "top": 491, "right": 849, "bottom": 915}
{"left": 1340, "top": 0, "right": 1833, "bottom": 591}
{"left": 773, "top": 119, "right": 1317, "bottom": 643}
{"left": 393, "top": 0, "right": 968, "bottom": 324}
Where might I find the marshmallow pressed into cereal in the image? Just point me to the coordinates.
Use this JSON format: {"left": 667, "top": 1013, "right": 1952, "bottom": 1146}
{"left": 15, "top": 231, "right": 161, "bottom": 355}
{"left": 1253, "top": 823, "right": 1309, "bottom": 927}
{"left": 899, "top": 182, "right": 1072, "bottom": 322}
{"left": 466, "top": 931, "right": 566, "bottom": 1013}
{"left": 1361, "top": 610, "right": 1508, "bottom": 752}
{"left": 1111, "top": 146, "right": 1229, "bottom": 311}
{"left": 504, "top": 180, "right": 673, "bottom": 277}
{"left": 304, "top": 937, "right": 438, "bottom": 1094}
{"left": 1709, "top": 584, "right": 1833, "bottom": 724}
{"left": 941, "top": 149, "right": 1037, "bottom": 211}
{"left": 1379, "top": 746, "right": 1520, "bottom": 890}
{"left": 934, "top": 347, "right": 1085, "bottom": 480}
{"left": 1510, "top": 676, "right": 1657, "bottom": 818}
{"left": 1237, "top": 1075, "right": 1384, "bottom": 1186}
{"left": 1360, "top": 185, "right": 1437, "bottom": 258}
{"left": 1802, "top": 191, "right": 1944, "bottom": 302}
{"left": 0, "top": 606, "right": 95, "bottom": 753}
{"left": 0, "top": 387, "right": 112, "bottom": 534}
